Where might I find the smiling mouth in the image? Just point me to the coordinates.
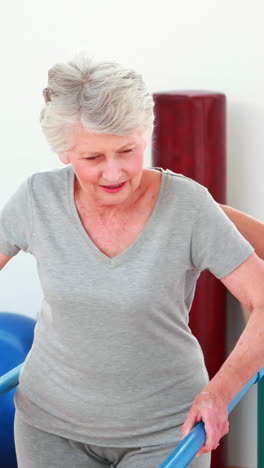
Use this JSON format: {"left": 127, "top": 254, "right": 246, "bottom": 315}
{"left": 103, "top": 183, "right": 124, "bottom": 188}
{"left": 99, "top": 181, "right": 127, "bottom": 192}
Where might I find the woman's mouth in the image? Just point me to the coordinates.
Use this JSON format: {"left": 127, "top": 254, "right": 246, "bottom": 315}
{"left": 99, "top": 181, "right": 127, "bottom": 193}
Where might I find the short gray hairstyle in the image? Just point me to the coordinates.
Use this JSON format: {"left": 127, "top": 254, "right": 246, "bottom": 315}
{"left": 40, "top": 53, "right": 154, "bottom": 153}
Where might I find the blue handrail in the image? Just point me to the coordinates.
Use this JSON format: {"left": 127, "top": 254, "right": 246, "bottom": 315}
{"left": 0, "top": 363, "right": 24, "bottom": 396}
{"left": 1, "top": 364, "right": 264, "bottom": 467}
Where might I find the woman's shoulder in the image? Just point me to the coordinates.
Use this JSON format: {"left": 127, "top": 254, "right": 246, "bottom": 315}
{"left": 149, "top": 167, "right": 208, "bottom": 200}
{"left": 23, "top": 166, "right": 72, "bottom": 207}
{"left": 30, "top": 165, "right": 70, "bottom": 184}
{"left": 28, "top": 165, "right": 71, "bottom": 193}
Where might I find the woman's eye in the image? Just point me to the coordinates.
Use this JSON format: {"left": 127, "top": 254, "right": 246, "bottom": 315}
{"left": 122, "top": 149, "right": 133, "bottom": 153}
{"left": 86, "top": 156, "right": 99, "bottom": 161}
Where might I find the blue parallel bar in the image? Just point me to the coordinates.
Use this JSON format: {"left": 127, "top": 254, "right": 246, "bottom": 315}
{"left": 159, "top": 367, "right": 264, "bottom": 468}
{"left": 159, "top": 421, "right": 206, "bottom": 468}
{"left": 0, "top": 364, "right": 264, "bottom": 467}
{"left": 228, "top": 367, "right": 264, "bottom": 412}
{"left": 0, "top": 363, "right": 23, "bottom": 396}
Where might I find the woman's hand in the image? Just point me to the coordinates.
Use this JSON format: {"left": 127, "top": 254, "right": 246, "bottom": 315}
{"left": 181, "top": 391, "right": 229, "bottom": 455}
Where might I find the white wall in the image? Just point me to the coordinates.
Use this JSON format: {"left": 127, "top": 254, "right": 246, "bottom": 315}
{"left": 1, "top": 1, "right": 263, "bottom": 466}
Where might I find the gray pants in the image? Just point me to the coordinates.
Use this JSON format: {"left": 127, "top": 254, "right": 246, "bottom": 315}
{"left": 15, "top": 414, "right": 211, "bottom": 468}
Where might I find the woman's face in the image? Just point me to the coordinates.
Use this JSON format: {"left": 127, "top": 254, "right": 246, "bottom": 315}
{"left": 62, "top": 128, "right": 147, "bottom": 206}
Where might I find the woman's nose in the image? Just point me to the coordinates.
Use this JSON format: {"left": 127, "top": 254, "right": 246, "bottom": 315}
{"left": 102, "top": 160, "right": 122, "bottom": 182}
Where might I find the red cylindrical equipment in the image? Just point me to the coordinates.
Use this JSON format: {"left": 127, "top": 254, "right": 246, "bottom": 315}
{"left": 152, "top": 91, "right": 226, "bottom": 468}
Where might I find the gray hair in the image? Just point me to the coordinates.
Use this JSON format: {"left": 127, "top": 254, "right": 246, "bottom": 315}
{"left": 40, "top": 53, "right": 154, "bottom": 153}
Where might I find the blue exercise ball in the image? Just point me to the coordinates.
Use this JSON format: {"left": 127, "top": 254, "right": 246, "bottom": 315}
{"left": 0, "top": 312, "right": 36, "bottom": 468}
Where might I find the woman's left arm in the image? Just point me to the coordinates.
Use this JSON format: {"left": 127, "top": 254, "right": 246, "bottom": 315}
{"left": 182, "top": 252, "right": 264, "bottom": 454}
{"left": 219, "top": 204, "right": 264, "bottom": 260}
{"left": 219, "top": 204, "right": 264, "bottom": 322}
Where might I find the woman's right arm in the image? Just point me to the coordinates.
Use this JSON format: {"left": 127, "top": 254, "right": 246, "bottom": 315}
{"left": 0, "top": 252, "right": 12, "bottom": 270}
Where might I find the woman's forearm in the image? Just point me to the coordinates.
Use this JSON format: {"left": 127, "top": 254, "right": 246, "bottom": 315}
{"left": 203, "top": 305, "right": 264, "bottom": 405}
{"left": 219, "top": 204, "right": 264, "bottom": 260}
{"left": 207, "top": 253, "right": 264, "bottom": 403}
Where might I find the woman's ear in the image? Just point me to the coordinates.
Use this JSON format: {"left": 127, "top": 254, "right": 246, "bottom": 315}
{"left": 59, "top": 152, "right": 70, "bottom": 164}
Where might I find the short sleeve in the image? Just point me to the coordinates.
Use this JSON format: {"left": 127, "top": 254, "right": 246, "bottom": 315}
{"left": 0, "top": 178, "right": 33, "bottom": 256}
{"left": 191, "top": 188, "right": 254, "bottom": 279}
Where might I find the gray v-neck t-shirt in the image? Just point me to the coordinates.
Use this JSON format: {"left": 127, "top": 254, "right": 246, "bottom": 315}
{"left": 0, "top": 166, "right": 253, "bottom": 446}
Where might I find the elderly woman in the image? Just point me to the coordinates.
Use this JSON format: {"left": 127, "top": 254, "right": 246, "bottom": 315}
{"left": 0, "top": 54, "right": 264, "bottom": 468}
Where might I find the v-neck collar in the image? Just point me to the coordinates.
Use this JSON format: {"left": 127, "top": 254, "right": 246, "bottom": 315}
{"left": 68, "top": 167, "right": 168, "bottom": 267}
